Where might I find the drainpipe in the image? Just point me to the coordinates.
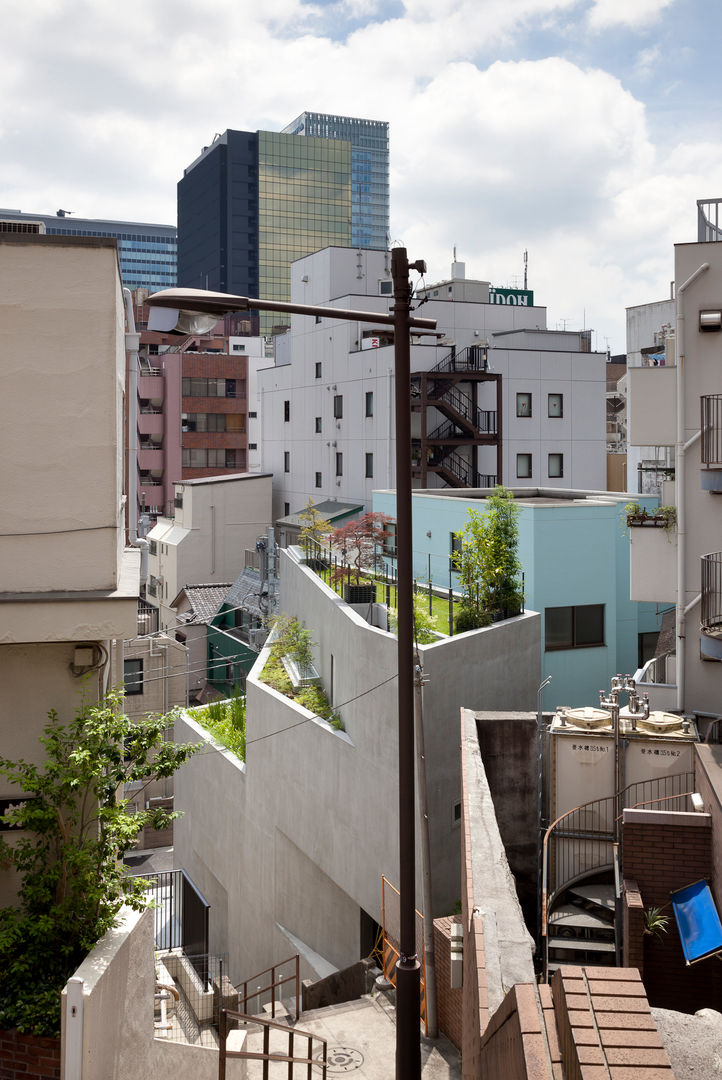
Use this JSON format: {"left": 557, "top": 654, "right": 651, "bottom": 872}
{"left": 675, "top": 263, "right": 709, "bottom": 712}
{"left": 123, "top": 288, "right": 149, "bottom": 588}
{"left": 413, "top": 655, "right": 437, "bottom": 1039}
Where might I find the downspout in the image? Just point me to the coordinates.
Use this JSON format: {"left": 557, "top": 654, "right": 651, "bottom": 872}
{"left": 123, "top": 288, "right": 149, "bottom": 588}
{"left": 675, "top": 263, "right": 709, "bottom": 712}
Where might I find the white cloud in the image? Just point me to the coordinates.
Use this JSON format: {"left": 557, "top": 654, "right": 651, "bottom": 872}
{"left": 587, "top": 0, "right": 675, "bottom": 30}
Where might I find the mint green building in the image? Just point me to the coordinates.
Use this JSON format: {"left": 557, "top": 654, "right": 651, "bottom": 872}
{"left": 372, "top": 487, "right": 663, "bottom": 709}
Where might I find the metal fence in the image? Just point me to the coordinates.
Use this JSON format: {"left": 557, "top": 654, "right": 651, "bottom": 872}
{"left": 702, "top": 551, "right": 722, "bottom": 634}
{"left": 130, "top": 868, "right": 210, "bottom": 961}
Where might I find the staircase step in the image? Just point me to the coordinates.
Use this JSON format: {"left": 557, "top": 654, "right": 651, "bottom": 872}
{"left": 548, "top": 904, "right": 615, "bottom": 930}
{"left": 567, "top": 883, "right": 616, "bottom": 910}
{"left": 548, "top": 937, "right": 616, "bottom": 953}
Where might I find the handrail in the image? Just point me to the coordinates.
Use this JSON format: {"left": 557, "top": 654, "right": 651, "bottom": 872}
{"left": 701, "top": 551, "right": 722, "bottom": 633}
{"left": 429, "top": 343, "right": 488, "bottom": 374}
{"left": 540, "top": 771, "right": 694, "bottom": 979}
{"left": 234, "top": 953, "right": 300, "bottom": 1022}
{"left": 218, "top": 1008, "right": 327, "bottom": 1080}
{"left": 427, "top": 409, "right": 498, "bottom": 442}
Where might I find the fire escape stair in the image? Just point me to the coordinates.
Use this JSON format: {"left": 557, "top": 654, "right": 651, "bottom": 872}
{"left": 546, "top": 880, "right": 617, "bottom": 975}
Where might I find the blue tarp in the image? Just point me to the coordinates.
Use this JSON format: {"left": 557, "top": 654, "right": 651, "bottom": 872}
{"left": 670, "top": 879, "right": 722, "bottom": 965}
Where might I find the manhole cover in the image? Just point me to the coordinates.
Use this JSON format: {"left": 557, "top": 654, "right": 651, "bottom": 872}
{"left": 316, "top": 1046, "right": 364, "bottom": 1073}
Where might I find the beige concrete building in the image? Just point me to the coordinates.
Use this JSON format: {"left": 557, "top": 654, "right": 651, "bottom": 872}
{"left": 146, "top": 472, "right": 272, "bottom": 628}
{"left": 0, "top": 233, "right": 141, "bottom": 906}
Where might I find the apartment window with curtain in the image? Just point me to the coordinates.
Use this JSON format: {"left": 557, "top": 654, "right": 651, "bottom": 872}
{"left": 516, "top": 453, "right": 532, "bottom": 478}
{"left": 548, "top": 453, "right": 563, "bottom": 478}
{"left": 545, "top": 604, "right": 604, "bottom": 650}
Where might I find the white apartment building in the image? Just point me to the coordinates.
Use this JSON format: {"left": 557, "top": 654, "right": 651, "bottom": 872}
{"left": 146, "top": 471, "right": 272, "bottom": 628}
{"left": 258, "top": 247, "right": 606, "bottom": 521}
{"left": 629, "top": 202, "right": 722, "bottom": 721}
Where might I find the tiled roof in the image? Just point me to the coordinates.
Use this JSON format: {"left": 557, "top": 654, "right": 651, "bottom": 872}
{"left": 174, "top": 584, "right": 231, "bottom": 622}
{"left": 222, "top": 567, "right": 265, "bottom": 620}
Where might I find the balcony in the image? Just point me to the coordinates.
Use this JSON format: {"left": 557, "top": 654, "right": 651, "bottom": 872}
{"left": 138, "top": 446, "right": 164, "bottom": 471}
{"left": 701, "top": 552, "right": 722, "bottom": 638}
{"left": 701, "top": 395, "right": 722, "bottom": 491}
{"left": 628, "top": 514, "right": 677, "bottom": 604}
{"left": 626, "top": 366, "right": 676, "bottom": 446}
{"left": 138, "top": 374, "right": 164, "bottom": 403}
{"left": 138, "top": 410, "right": 164, "bottom": 436}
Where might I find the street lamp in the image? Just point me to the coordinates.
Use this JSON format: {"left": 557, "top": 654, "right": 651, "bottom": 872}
{"left": 146, "top": 250, "right": 436, "bottom": 1080}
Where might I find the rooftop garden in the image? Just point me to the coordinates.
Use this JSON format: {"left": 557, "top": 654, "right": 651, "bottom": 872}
{"left": 259, "top": 614, "right": 344, "bottom": 731}
{"left": 189, "top": 688, "right": 247, "bottom": 761}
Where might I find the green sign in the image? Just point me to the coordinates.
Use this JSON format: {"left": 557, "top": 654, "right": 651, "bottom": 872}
{"left": 489, "top": 287, "right": 534, "bottom": 306}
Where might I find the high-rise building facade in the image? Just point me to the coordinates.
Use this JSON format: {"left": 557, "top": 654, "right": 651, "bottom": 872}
{"left": 281, "top": 112, "right": 389, "bottom": 250}
{"left": 177, "top": 114, "right": 389, "bottom": 333}
{"left": 0, "top": 209, "right": 176, "bottom": 291}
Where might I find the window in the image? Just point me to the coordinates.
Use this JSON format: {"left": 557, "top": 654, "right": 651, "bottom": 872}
{"left": 315, "top": 362, "right": 322, "bottom": 379}
{"left": 548, "top": 393, "right": 563, "bottom": 418}
{"left": 545, "top": 604, "right": 604, "bottom": 650}
{"left": 379, "top": 279, "right": 393, "bottom": 295}
{"left": 548, "top": 453, "right": 563, "bottom": 478}
{"left": 248, "top": 442, "right": 257, "bottom": 450}
{"left": 148, "top": 540, "right": 157, "bottom": 556}
{"left": 383, "top": 522, "right": 397, "bottom": 555}
{"left": 365, "top": 391, "right": 374, "bottom": 417}
{"left": 336, "top": 452, "right": 343, "bottom": 476}
{"left": 450, "top": 531, "right": 462, "bottom": 570}
{"left": 315, "top": 416, "right": 322, "bottom": 433}
{"left": 333, "top": 394, "right": 343, "bottom": 419}
{"left": 123, "top": 658, "right": 143, "bottom": 696}
{"left": 638, "top": 631, "right": 659, "bottom": 668}
{"left": 365, "top": 453, "right": 373, "bottom": 478}
{"left": 284, "top": 502, "right": 290, "bottom": 516}
{"left": 174, "top": 493, "right": 183, "bottom": 509}
{"left": 516, "top": 392, "right": 532, "bottom": 417}
{"left": 315, "top": 471, "right": 322, "bottom": 488}
{"left": 284, "top": 451, "right": 290, "bottom": 473}
{"left": 516, "top": 453, "right": 532, "bottom": 478}
{"left": 283, "top": 400, "right": 290, "bottom": 422}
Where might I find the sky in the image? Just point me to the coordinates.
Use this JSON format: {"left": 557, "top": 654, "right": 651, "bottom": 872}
{"left": 1, "top": 0, "right": 720, "bottom": 354}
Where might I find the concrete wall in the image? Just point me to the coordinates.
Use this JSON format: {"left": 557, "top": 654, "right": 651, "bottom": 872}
{"left": 0, "top": 236, "right": 125, "bottom": 594}
{"left": 61, "top": 906, "right": 243, "bottom": 1080}
{"left": 174, "top": 547, "right": 540, "bottom": 987}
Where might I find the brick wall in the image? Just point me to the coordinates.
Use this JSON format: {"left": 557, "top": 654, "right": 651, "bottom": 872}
{"left": 0, "top": 1030, "right": 60, "bottom": 1080}
{"left": 623, "top": 809, "right": 722, "bottom": 1011}
{"left": 480, "top": 983, "right": 556, "bottom": 1080}
{"left": 433, "top": 916, "right": 462, "bottom": 1050}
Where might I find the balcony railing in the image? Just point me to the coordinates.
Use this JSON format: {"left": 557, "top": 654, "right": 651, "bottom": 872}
{"left": 701, "top": 551, "right": 722, "bottom": 636}
{"left": 698, "top": 198, "right": 722, "bottom": 243}
{"left": 702, "top": 395, "right": 722, "bottom": 466}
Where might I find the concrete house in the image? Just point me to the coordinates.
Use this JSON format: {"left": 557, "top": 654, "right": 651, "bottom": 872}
{"left": 173, "top": 544, "right": 541, "bottom": 985}
{"left": 0, "top": 233, "right": 141, "bottom": 907}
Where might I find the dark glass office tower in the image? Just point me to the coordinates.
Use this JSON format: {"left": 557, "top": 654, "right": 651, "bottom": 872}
{"left": 177, "top": 114, "right": 388, "bottom": 334}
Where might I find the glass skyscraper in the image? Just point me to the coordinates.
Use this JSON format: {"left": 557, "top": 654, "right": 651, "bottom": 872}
{"left": 177, "top": 114, "right": 389, "bottom": 334}
{"left": 0, "top": 209, "right": 177, "bottom": 291}
{"left": 282, "top": 112, "right": 389, "bottom": 251}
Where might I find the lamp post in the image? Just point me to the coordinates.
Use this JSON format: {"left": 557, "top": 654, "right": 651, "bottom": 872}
{"left": 146, "top": 251, "right": 435, "bottom": 1079}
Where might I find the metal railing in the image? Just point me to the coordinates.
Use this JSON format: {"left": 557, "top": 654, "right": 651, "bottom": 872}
{"left": 235, "top": 954, "right": 300, "bottom": 1022}
{"left": 427, "top": 409, "right": 497, "bottom": 442}
{"left": 541, "top": 771, "right": 694, "bottom": 978}
{"left": 698, "top": 198, "right": 722, "bottom": 243}
{"left": 702, "top": 551, "right": 722, "bottom": 634}
{"left": 702, "top": 395, "right": 722, "bottom": 466}
{"left": 428, "top": 343, "right": 488, "bottom": 374}
{"left": 636, "top": 651, "right": 675, "bottom": 686}
{"left": 130, "top": 869, "right": 209, "bottom": 959}
{"left": 218, "top": 1008, "right": 326, "bottom": 1079}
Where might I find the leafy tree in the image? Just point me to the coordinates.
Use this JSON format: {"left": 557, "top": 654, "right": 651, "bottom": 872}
{"left": 0, "top": 689, "right": 201, "bottom": 1037}
{"left": 298, "top": 499, "right": 331, "bottom": 556}
{"left": 329, "top": 512, "right": 392, "bottom": 585}
{"left": 453, "top": 486, "right": 523, "bottom": 628}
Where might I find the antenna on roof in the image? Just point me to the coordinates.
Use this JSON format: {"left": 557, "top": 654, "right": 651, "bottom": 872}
{"left": 523, "top": 249, "right": 528, "bottom": 290}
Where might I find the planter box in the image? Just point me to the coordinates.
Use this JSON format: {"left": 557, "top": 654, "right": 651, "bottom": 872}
{"left": 281, "top": 654, "right": 322, "bottom": 689}
{"left": 344, "top": 584, "right": 376, "bottom": 604}
{"left": 627, "top": 514, "right": 674, "bottom": 528}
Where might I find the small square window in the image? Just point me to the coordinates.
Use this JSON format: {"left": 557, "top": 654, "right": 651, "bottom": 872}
{"left": 336, "top": 452, "right": 343, "bottom": 476}
{"left": 365, "top": 453, "right": 373, "bottom": 479}
{"left": 315, "top": 362, "right": 322, "bottom": 379}
{"left": 283, "top": 400, "right": 290, "bottom": 422}
{"left": 516, "top": 392, "right": 532, "bottom": 417}
{"left": 548, "top": 393, "right": 563, "bottom": 418}
{"left": 333, "top": 395, "right": 343, "bottom": 419}
{"left": 365, "top": 391, "right": 374, "bottom": 418}
{"left": 284, "top": 451, "right": 290, "bottom": 473}
{"left": 315, "top": 471, "right": 322, "bottom": 488}
{"left": 548, "top": 453, "right": 563, "bottom": 478}
{"left": 315, "top": 417, "right": 322, "bottom": 433}
{"left": 517, "top": 453, "right": 532, "bottom": 478}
